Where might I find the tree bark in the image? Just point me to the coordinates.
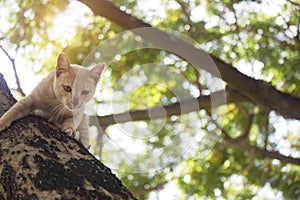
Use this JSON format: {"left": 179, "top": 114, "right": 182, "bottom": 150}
{"left": 0, "top": 74, "right": 136, "bottom": 199}
{"left": 78, "top": 0, "right": 300, "bottom": 120}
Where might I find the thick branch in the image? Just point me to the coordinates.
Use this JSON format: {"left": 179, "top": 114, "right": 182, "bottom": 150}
{"left": 79, "top": 0, "right": 300, "bottom": 120}
{"left": 97, "top": 88, "right": 246, "bottom": 127}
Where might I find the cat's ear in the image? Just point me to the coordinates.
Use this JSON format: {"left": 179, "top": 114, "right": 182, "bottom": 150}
{"left": 90, "top": 63, "right": 105, "bottom": 83}
{"left": 56, "top": 53, "right": 70, "bottom": 77}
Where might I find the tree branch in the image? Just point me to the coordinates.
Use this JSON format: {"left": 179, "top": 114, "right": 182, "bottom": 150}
{"left": 97, "top": 87, "right": 247, "bottom": 127}
{"left": 214, "top": 120, "right": 300, "bottom": 166}
{"left": 237, "top": 114, "right": 254, "bottom": 140}
{"left": 286, "top": 0, "right": 300, "bottom": 7}
{"left": 225, "top": 136, "right": 300, "bottom": 166}
{"left": 175, "top": 0, "right": 191, "bottom": 24}
{"left": 0, "top": 45, "right": 26, "bottom": 97}
{"left": 78, "top": 0, "right": 300, "bottom": 120}
{"left": 131, "top": 182, "right": 166, "bottom": 196}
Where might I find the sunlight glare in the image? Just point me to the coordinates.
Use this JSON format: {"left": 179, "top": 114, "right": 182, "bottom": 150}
{"left": 48, "top": 1, "right": 91, "bottom": 41}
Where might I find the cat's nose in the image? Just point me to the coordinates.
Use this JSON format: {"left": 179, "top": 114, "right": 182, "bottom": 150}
{"left": 72, "top": 97, "right": 79, "bottom": 107}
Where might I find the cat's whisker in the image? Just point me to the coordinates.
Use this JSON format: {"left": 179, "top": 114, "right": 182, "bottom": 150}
{"left": 55, "top": 104, "right": 66, "bottom": 123}
{"left": 50, "top": 103, "right": 65, "bottom": 123}
{"left": 51, "top": 105, "right": 60, "bottom": 122}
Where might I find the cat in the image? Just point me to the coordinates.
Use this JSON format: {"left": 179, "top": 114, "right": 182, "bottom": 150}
{"left": 0, "top": 53, "right": 105, "bottom": 149}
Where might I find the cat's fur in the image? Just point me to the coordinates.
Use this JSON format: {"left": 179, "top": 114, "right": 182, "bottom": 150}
{"left": 0, "top": 53, "right": 105, "bottom": 148}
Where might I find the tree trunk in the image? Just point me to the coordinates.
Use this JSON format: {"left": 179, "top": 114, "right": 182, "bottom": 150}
{"left": 0, "top": 74, "right": 136, "bottom": 199}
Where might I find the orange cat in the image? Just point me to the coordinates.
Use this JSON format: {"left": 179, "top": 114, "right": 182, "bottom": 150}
{"left": 0, "top": 53, "right": 105, "bottom": 148}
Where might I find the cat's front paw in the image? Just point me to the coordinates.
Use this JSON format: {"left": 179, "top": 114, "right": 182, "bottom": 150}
{"left": 72, "top": 131, "right": 80, "bottom": 140}
{"left": 63, "top": 127, "right": 80, "bottom": 140}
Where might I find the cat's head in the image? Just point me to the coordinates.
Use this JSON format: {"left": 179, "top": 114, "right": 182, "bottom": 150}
{"left": 53, "top": 53, "right": 105, "bottom": 111}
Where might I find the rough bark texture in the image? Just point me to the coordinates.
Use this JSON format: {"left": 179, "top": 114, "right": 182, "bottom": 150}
{"left": 0, "top": 74, "right": 136, "bottom": 200}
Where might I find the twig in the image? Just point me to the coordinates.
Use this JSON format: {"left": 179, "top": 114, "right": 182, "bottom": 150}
{"left": 264, "top": 124, "right": 269, "bottom": 150}
{"left": 286, "top": 0, "right": 300, "bottom": 7}
{"left": 237, "top": 114, "right": 254, "bottom": 141}
{"left": 132, "top": 182, "right": 167, "bottom": 196}
{"left": 0, "top": 45, "right": 26, "bottom": 96}
{"left": 175, "top": 0, "right": 195, "bottom": 37}
{"left": 214, "top": 120, "right": 300, "bottom": 166}
{"left": 175, "top": 0, "right": 191, "bottom": 23}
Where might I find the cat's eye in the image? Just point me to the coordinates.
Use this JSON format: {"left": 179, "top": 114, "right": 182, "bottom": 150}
{"left": 63, "top": 85, "right": 72, "bottom": 92}
{"left": 81, "top": 90, "right": 89, "bottom": 95}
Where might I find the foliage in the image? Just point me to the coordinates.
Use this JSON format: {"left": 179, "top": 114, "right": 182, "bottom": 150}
{"left": 0, "top": 0, "right": 300, "bottom": 199}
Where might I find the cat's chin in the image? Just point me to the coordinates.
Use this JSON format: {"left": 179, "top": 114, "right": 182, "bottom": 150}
{"left": 65, "top": 106, "right": 76, "bottom": 112}
{"left": 65, "top": 105, "right": 82, "bottom": 112}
